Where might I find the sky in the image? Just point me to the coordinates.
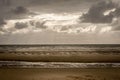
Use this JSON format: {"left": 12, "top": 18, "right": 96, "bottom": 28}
{"left": 0, "top": 0, "right": 120, "bottom": 44}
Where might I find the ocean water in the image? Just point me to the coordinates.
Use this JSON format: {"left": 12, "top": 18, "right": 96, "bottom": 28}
{"left": 0, "top": 44, "right": 120, "bottom": 68}
{"left": 0, "top": 44, "right": 120, "bottom": 50}
{"left": 0, "top": 44, "right": 120, "bottom": 54}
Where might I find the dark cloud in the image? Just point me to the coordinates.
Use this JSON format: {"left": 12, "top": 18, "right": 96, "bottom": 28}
{"left": 60, "top": 26, "right": 70, "bottom": 31}
{"left": 113, "top": 7, "right": 120, "bottom": 17}
{"left": 0, "top": 1, "right": 9, "bottom": 26}
{"left": 80, "top": 0, "right": 118, "bottom": 23}
{"left": 29, "top": 20, "right": 34, "bottom": 26}
{"left": 111, "top": 8, "right": 120, "bottom": 31}
{"left": 0, "top": 0, "right": 11, "bottom": 6}
{"left": 30, "top": 0, "right": 51, "bottom": 5}
{"left": 15, "top": 22, "right": 28, "bottom": 29}
{"left": 28, "top": 0, "right": 100, "bottom": 13}
{"left": 0, "top": 1, "right": 31, "bottom": 29}
{"left": 0, "top": 6, "right": 30, "bottom": 31}
{"left": 0, "top": 18, "right": 6, "bottom": 26}
{"left": 0, "top": 18, "right": 6, "bottom": 33}
{"left": 30, "top": 0, "right": 99, "bottom": 5}
{"left": 29, "top": 20, "right": 47, "bottom": 29}
{"left": 11, "top": 6, "right": 29, "bottom": 14}
{"left": 35, "top": 21, "right": 47, "bottom": 29}
{"left": 111, "top": 18, "right": 120, "bottom": 31}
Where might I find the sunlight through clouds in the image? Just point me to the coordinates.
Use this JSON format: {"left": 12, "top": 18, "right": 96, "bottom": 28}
{"left": 100, "top": 26, "right": 112, "bottom": 33}
{"left": 0, "top": 12, "right": 114, "bottom": 35}
{"left": 103, "top": 8, "right": 116, "bottom": 16}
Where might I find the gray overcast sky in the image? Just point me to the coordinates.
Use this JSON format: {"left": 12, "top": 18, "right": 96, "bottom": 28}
{"left": 0, "top": 0, "right": 120, "bottom": 44}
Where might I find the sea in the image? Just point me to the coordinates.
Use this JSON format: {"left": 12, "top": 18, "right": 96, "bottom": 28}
{"left": 0, "top": 44, "right": 120, "bottom": 68}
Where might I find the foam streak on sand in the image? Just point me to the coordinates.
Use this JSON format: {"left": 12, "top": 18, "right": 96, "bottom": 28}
{"left": 0, "top": 61, "right": 120, "bottom": 68}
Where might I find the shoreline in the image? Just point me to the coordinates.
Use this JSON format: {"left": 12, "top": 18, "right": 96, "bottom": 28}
{"left": 0, "top": 61, "right": 120, "bottom": 68}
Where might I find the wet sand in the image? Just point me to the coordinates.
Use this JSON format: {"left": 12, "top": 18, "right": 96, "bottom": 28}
{"left": 0, "top": 68, "right": 120, "bottom": 80}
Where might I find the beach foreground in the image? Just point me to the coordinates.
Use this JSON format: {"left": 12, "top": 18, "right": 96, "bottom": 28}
{"left": 0, "top": 68, "right": 120, "bottom": 80}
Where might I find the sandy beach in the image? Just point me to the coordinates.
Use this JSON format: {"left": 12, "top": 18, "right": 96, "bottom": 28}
{"left": 0, "top": 68, "right": 120, "bottom": 80}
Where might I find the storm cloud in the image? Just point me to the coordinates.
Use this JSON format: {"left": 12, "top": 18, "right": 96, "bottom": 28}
{"left": 35, "top": 21, "right": 47, "bottom": 29}
{"left": 30, "top": 0, "right": 99, "bottom": 5}
{"left": 0, "top": 0, "right": 11, "bottom": 6}
{"left": 0, "top": 0, "right": 120, "bottom": 34}
{"left": 15, "top": 22, "right": 28, "bottom": 29}
{"left": 11, "top": 6, "right": 29, "bottom": 14}
{"left": 0, "top": 18, "right": 6, "bottom": 26}
{"left": 0, "top": 0, "right": 120, "bottom": 44}
{"left": 0, "top": 13, "right": 113, "bottom": 35}
{"left": 80, "top": 0, "right": 120, "bottom": 23}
